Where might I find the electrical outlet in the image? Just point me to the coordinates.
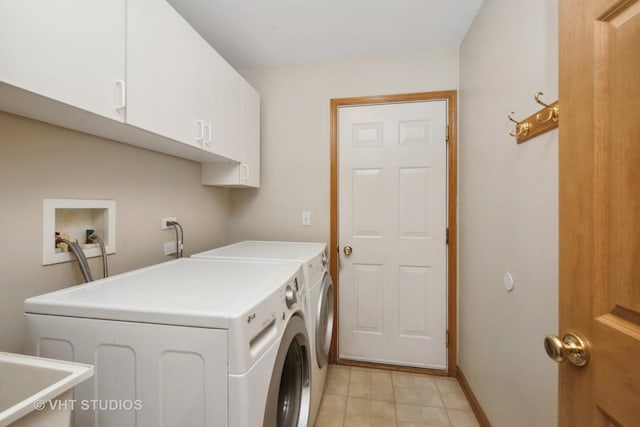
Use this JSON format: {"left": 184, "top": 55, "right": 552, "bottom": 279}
{"left": 161, "top": 217, "right": 177, "bottom": 230}
{"left": 302, "top": 211, "right": 311, "bottom": 226}
{"left": 164, "top": 240, "right": 181, "bottom": 256}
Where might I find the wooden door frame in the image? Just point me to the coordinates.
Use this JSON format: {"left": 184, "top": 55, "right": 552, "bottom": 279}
{"left": 329, "top": 90, "right": 458, "bottom": 376}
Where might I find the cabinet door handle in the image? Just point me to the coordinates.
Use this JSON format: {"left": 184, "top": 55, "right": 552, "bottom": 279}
{"left": 242, "top": 163, "right": 250, "bottom": 182}
{"left": 196, "top": 120, "right": 205, "bottom": 143}
{"left": 205, "top": 123, "right": 212, "bottom": 145}
{"left": 114, "top": 80, "right": 126, "bottom": 110}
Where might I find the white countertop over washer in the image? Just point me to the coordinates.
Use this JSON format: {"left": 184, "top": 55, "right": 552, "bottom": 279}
{"left": 25, "top": 258, "right": 300, "bottom": 329}
{"left": 193, "top": 240, "right": 327, "bottom": 264}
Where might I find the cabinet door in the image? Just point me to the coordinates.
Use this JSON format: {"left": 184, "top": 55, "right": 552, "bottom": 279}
{"left": 200, "top": 79, "right": 260, "bottom": 188}
{"left": 126, "top": 0, "right": 203, "bottom": 147}
{"left": 202, "top": 45, "right": 242, "bottom": 160}
{"left": 240, "top": 80, "right": 261, "bottom": 187}
{"left": 0, "top": 0, "right": 126, "bottom": 121}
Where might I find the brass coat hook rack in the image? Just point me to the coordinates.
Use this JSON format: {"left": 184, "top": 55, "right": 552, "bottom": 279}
{"left": 508, "top": 91, "right": 559, "bottom": 143}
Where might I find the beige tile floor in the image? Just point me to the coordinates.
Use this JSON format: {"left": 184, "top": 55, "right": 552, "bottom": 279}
{"left": 315, "top": 365, "right": 481, "bottom": 427}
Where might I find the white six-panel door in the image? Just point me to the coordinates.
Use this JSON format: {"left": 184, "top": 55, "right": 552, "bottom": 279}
{"left": 338, "top": 101, "right": 448, "bottom": 369}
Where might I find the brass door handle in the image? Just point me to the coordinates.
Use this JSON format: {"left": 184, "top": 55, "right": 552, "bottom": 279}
{"left": 544, "top": 332, "right": 590, "bottom": 367}
{"left": 343, "top": 245, "right": 352, "bottom": 256}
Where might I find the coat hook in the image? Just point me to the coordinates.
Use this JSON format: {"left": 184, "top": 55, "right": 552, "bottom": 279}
{"left": 535, "top": 92, "right": 559, "bottom": 123}
{"left": 507, "top": 112, "right": 530, "bottom": 138}
{"left": 534, "top": 92, "right": 550, "bottom": 108}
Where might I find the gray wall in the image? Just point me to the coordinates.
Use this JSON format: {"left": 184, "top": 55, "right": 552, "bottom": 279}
{"left": 458, "top": 1, "right": 558, "bottom": 426}
{"left": 0, "top": 112, "right": 230, "bottom": 353}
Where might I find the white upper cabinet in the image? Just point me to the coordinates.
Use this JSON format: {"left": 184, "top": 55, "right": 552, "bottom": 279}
{"left": 0, "top": 0, "right": 260, "bottom": 181}
{"left": 202, "top": 45, "right": 242, "bottom": 160}
{"left": 201, "top": 79, "right": 260, "bottom": 188}
{"left": 0, "top": 0, "right": 126, "bottom": 122}
{"left": 126, "top": 0, "right": 203, "bottom": 147}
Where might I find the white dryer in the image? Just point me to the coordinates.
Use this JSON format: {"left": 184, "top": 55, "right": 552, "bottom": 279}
{"left": 24, "top": 258, "right": 311, "bottom": 427}
{"left": 192, "top": 241, "right": 334, "bottom": 426}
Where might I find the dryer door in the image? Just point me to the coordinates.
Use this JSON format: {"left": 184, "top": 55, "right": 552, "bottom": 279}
{"left": 264, "top": 314, "right": 311, "bottom": 427}
{"left": 315, "top": 272, "right": 334, "bottom": 368}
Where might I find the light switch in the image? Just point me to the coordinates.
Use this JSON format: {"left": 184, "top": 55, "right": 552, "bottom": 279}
{"left": 302, "top": 211, "right": 311, "bottom": 226}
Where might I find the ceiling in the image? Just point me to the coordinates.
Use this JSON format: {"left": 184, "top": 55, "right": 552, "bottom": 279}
{"left": 167, "top": 0, "right": 484, "bottom": 70}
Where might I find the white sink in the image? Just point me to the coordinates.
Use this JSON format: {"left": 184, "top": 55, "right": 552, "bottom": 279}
{"left": 0, "top": 352, "right": 93, "bottom": 427}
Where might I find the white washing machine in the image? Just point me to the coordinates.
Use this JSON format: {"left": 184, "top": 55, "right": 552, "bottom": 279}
{"left": 192, "top": 241, "right": 334, "bottom": 426}
{"left": 24, "top": 258, "right": 311, "bottom": 427}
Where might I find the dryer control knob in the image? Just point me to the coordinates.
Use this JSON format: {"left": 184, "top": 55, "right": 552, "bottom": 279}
{"left": 285, "top": 285, "right": 297, "bottom": 308}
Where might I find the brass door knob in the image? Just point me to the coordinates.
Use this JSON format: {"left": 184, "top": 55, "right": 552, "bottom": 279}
{"left": 343, "top": 245, "right": 352, "bottom": 256}
{"left": 544, "top": 332, "right": 590, "bottom": 367}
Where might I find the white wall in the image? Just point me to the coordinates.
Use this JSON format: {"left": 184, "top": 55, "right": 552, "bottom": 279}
{"left": 230, "top": 50, "right": 459, "bottom": 244}
{"left": 0, "top": 112, "right": 230, "bottom": 353}
{"left": 458, "top": 1, "right": 558, "bottom": 426}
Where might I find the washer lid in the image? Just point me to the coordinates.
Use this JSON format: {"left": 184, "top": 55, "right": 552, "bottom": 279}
{"left": 192, "top": 240, "right": 326, "bottom": 262}
{"left": 25, "top": 258, "right": 300, "bottom": 329}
